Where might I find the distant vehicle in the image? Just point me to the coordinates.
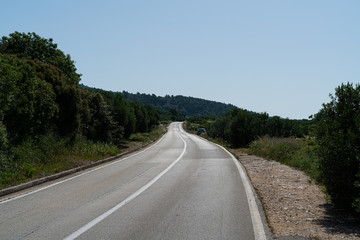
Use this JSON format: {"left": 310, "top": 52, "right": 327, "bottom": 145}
{"left": 197, "top": 128, "right": 206, "bottom": 135}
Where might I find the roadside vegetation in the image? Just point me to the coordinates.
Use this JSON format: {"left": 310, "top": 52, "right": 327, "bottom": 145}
{"left": 186, "top": 83, "right": 360, "bottom": 214}
{"left": 0, "top": 124, "right": 167, "bottom": 190}
{"left": 1, "top": 31, "right": 359, "bottom": 214}
{"left": 247, "top": 136, "right": 321, "bottom": 184}
{"left": 0, "top": 32, "right": 169, "bottom": 190}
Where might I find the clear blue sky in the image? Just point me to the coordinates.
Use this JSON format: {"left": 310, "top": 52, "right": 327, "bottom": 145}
{"left": 2, "top": 0, "right": 359, "bottom": 119}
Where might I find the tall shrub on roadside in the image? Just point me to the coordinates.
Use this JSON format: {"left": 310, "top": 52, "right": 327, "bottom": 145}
{"left": 0, "top": 54, "right": 58, "bottom": 142}
{"left": 315, "top": 83, "right": 360, "bottom": 212}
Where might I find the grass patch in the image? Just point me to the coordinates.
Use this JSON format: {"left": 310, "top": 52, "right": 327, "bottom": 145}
{"left": 248, "top": 136, "right": 321, "bottom": 182}
{"left": 129, "top": 124, "right": 167, "bottom": 144}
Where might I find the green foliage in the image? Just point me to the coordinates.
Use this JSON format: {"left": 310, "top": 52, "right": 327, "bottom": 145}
{"left": 83, "top": 86, "right": 160, "bottom": 139}
{"left": 85, "top": 93, "right": 115, "bottom": 142}
{"left": 0, "top": 119, "right": 11, "bottom": 178}
{"left": 248, "top": 136, "right": 302, "bottom": 163}
{"left": 248, "top": 136, "right": 320, "bottom": 182}
{"left": 0, "top": 32, "right": 165, "bottom": 189}
{"left": 71, "top": 136, "right": 120, "bottom": 157}
{"left": 168, "top": 107, "right": 186, "bottom": 121}
{"left": 314, "top": 83, "right": 360, "bottom": 211}
{"left": 290, "top": 140, "right": 320, "bottom": 181}
{"left": 0, "top": 32, "right": 80, "bottom": 84}
{"left": 123, "top": 107, "right": 136, "bottom": 139}
{"left": 26, "top": 59, "right": 81, "bottom": 137}
{"left": 0, "top": 133, "right": 121, "bottom": 188}
{"left": 23, "top": 163, "right": 36, "bottom": 179}
{"left": 120, "top": 90, "right": 235, "bottom": 117}
{"left": 0, "top": 54, "right": 58, "bottom": 142}
{"left": 203, "top": 107, "right": 312, "bottom": 147}
{"left": 0, "top": 119, "right": 8, "bottom": 151}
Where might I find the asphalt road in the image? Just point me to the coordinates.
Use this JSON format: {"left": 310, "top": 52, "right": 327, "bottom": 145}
{"left": 0, "top": 122, "right": 270, "bottom": 240}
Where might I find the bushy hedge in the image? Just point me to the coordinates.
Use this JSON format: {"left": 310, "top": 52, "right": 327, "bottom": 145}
{"left": 315, "top": 83, "right": 360, "bottom": 212}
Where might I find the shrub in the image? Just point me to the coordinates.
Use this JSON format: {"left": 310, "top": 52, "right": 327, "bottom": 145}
{"left": 248, "top": 136, "right": 302, "bottom": 164}
{"left": 315, "top": 83, "right": 360, "bottom": 211}
{"left": 0, "top": 119, "right": 8, "bottom": 151}
{"left": 248, "top": 136, "right": 320, "bottom": 182}
{"left": 289, "top": 139, "right": 320, "bottom": 182}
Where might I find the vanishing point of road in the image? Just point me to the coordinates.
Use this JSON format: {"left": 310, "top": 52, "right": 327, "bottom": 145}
{"left": 0, "top": 122, "right": 271, "bottom": 239}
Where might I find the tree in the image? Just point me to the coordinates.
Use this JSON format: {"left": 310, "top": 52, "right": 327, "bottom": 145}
{"left": 131, "top": 103, "right": 145, "bottom": 132}
{"left": 315, "top": 83, "right": 360, "bottom": 211}
{"left": 0, "top": 54, "right": 57, "bottom": 142}
{"left": 86, "top": 93, "right": 114, "bottom": 142}
{"left": 123, "top": 107, "right": 136, "bottom": 139}
{"left": 0, "top": 32, "right": 81, "bottom": 84}
{"left": 27, "top": 59, "right": 82, "bottom": 137}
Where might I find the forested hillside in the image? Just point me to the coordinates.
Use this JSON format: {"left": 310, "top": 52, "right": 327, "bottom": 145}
{"left": 81, "top": 85, "right": 187, "bottom": 121}
{"left": 120, "top": 91, "right": 235, "bottom": 116}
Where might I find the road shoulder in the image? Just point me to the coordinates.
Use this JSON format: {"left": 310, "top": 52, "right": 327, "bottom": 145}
{"left": 233, "top": 150, "right": 360, "bottom": 240}
{"left": 0, "top": 126, "right": 168, "bottom": 198}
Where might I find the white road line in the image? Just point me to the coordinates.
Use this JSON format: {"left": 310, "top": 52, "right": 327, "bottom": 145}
{"left": 63, "top": 129, "right": 187, "bottom": 240}
{"left": 218, "top": 144, "right": 267, "bottom": 240}
{"left": 0, "top": 132, "right": 168, "bottom": 204}
{"left": 180, "top": 126, "right": 267, "bottom": 240}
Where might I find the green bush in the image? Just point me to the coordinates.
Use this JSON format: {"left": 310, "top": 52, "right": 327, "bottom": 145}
{"left": 71, "top": 136, "right": 120, "bottom": 157}
{"left": 248, "top": 136, "right": 302, "bottom": 164}
{"left": 23, "top": 163, "right": 36, "bottom": 179}
{"left": 248, "top": 136, "right": 320, "bottom": 182}
{"left": 288, "top": 139, "right": 320, "bottom": 182}
{"left": 0, "top": 119, "right": 8, "bottom": 151}
{"left": 315, "top": 83, "right": 360, "bottom": 212}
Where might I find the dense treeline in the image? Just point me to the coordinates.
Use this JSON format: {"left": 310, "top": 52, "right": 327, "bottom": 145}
{"left": 121, "top": 91, "right": 235, "bottom": 117}
{"left": 0, "top": 32, "right": 163, "bottom": 186}
{"left": 0, "top": 32, "right": 161, "bottom": 144}
{"left": 81, "top": 85, "right": 186, "bottom": 122}
{"left": 188, "top": 108, "right": 312, "bottom": 147}
{"left": 79, "top": 87, "right": 162, "bottom": 140}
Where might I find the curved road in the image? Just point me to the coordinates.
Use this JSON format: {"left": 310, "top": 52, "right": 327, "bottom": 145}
{"left": 0, "top": 122, "right": 270, "bottom": 239}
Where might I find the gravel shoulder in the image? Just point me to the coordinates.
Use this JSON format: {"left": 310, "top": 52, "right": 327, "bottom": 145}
{"left": 233, "top": 150, "right": 360, "bottom": 240}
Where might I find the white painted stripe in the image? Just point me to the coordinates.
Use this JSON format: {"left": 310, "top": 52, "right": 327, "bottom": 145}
{"left": 0, "top": 132, "right": 168, "bottom": 204}
{"left": 216, "top": 144, "right": 267, "bottom": 240}
{"left": 63, "top": 128, "right": 187, "bottom": 240}
{"left": 181, "top": 127, "right": 267, "bottom": 240}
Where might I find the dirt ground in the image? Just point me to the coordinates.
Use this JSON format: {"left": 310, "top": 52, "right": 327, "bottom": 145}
{"left": 233, "top": 150, "right": 360, "bottom": 240}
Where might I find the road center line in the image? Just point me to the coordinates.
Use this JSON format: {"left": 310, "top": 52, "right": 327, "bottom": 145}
{"left": 63, "top": 130, "right": 187, "bottom": 240}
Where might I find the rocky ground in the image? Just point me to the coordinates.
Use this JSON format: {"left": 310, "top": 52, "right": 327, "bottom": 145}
{"left": 233, "top": 150, "right": 360, "bottom": 240}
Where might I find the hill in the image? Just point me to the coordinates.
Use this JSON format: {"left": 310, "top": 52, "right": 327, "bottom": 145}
{"left": 121, "top": 91, "right": 236, "bottom": 117}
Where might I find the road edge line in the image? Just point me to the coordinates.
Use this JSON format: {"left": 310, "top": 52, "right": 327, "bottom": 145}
{"left": 180, "top": 125, "right": 267, "bottom": 240}
{"left": 0, "top": 130, "right": 169, "bottom": 203}
{"left": 217, "top": 144, "right": 267, "bottom": 240}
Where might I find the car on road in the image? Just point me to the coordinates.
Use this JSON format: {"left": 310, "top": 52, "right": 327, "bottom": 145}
{"left": 197, "top": 128, "right": 206, "bottom": 135}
